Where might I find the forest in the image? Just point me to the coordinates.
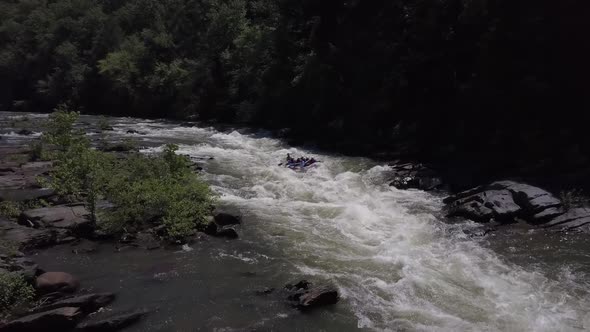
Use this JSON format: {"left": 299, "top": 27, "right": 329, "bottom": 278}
{"left": 1, "top": 0, "right": 589, "bottom": 189}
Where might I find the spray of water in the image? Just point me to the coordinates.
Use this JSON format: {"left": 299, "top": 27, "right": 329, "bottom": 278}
{"left": 115, "top": 120, "right": 590, "bottom": 331}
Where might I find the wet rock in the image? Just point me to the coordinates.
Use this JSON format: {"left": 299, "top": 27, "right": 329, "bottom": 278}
{"left": 74, "top": 310, "right": 148, "bottom": 332}
{"left": 285, "top": 280, "right": 311, "bottom": 291}
{"left": 388, "top": 163, "right": 443, "bottom": 191}
{"left": 35, "top": 272, "right": 80, "bottom": 294}
{"left": 214, "top": 212, "right": 242, "bottom": 226}
{"left": 0, "top": 307, "right": 82, "bottom": 332}
{"left": 443, "top": 181, "right": 590, "bottom": 232}
{"left": 543, "top": 208, "right": 590, "bottom": 230}
{"left": 125, "top": 129, "right": 145, "bottom": 135}
{"left": 20, "top": 205, "right": 91, "bottom": 231}
{"left": 215, "top": 226, "right": 238, "bottom": 239}
{"left": 447, "top": 189, "right": 522, "bottom": 223}
{"left": 285, "top": 280, "right": 339, "bottom": 310}
{"left": 255, "top": 287, "right": 275, "bottom": 296}
{"left": 296, "top": 286, "right": 339, "bottom": 310}
{"left": 16, "top": 129, "right": 34, "bottom": 136}
{"left": 30, "top": 293, "right": 115, "bottom": 315}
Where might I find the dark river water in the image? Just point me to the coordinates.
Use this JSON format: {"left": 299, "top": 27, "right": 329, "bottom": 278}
{"left": 1, "top": 112, "right": 589, "bottom": 331}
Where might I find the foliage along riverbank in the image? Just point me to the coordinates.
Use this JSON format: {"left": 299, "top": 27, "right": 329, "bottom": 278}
{"left": 1, "top": 0, "right": 589, "bottom": 192}
{"left": 0, "top": 110, "right": 217, "bottom": 326}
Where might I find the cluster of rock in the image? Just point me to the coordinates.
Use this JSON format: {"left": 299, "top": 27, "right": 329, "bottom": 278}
{"left": 388, "top": 162, "right": 443, "bottom": 191}
{"left": 0, "top": 271, "right": 146, "bottom": 332}
{"left": 444, "top": 180, "right": 590, "bottom": 232}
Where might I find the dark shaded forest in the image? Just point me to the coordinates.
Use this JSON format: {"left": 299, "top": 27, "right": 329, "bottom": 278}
{"left": 1, "top": 0, "right": 589, "bottom": 189}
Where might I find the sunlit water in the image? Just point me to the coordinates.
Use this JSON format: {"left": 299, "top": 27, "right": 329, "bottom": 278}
{"left": 2, "top": 113, "right": 590, "bottom": 331}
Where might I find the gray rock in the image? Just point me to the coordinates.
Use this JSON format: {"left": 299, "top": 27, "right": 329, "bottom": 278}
{"left": 297, "top": 286, "right": 339, "bottom": 310}
{"left": 0, "top": 218, "right": 57, "bottom": 250}
{"left": 543, "top": 208, "right": 590, "bottom": 230}
{"left": 20, "top": 205, "right": 90, "bottom": 230}
{"left": 0, "top": 307, "right": 82, "bottom": 332}
{"left": 74, "top": 310, "right": 148, "bottom": 332}
{"left": 446, "top": 181, "right": 566, "bottom": 226}
{"left": 30, "top": 293, "right": 115, "bottom": 315}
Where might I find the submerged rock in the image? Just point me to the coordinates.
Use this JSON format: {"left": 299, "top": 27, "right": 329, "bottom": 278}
{"left": 16, "top": 129, "right": 34, "bottom": 136}
{"left": 213, "top": 212, "right": 242, "bottom": 226}
{"left": 30, "top": 293, "right": 115, "bottom": 315}
{"left": 35, "top": 272, "right": 80, "bottom": 294}
{"left": 0, "top": 307, "right": 81, "bottom": 332}
{"left": 74, "top": 310, "right": 148, "bottom": 332}
{"left": 215, "top": 226, "right": 239, "bottom": 239}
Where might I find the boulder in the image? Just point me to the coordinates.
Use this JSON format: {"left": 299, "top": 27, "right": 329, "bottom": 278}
{"left": 447, "top": 189, "right": 522, "bottom": 223}
{"left": 213, "top": 213, "right": 242, "bottom": 226}
{"left": 0, "top": 307, "right": 81, "bottom": 332}
{"left": 35, "top": 272, "right": 80, "bottom": 294}
{"left": 30, "top": 293, "right": 115, "bottom": 315}
{"left": 297, "top": 286, "right": 339, "bottom": 310}
{"left": 74, "top": 310, "right": 147, "bottom": 332}
{"left": 446, "top": 181, "right": 564, "bottom": 225}
{"left": 285, "top": 280, "right": 339, "bottom": 310}
{"left": 20, "top": 205, "right": 91, "bottom": 231}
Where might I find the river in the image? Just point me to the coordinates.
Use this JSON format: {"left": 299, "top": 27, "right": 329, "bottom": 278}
{"left": 2, "top": 113, "right": 590, "bottom": 331}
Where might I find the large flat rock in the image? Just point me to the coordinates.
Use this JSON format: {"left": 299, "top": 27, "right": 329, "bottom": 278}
{"left": 445, "top": 180, "right": 590, "bottom": 233}
{"left": 20, "top": 205, "right": 90, "bottom": 230}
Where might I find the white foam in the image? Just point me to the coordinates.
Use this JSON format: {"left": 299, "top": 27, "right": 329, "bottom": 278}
{"left": 125, "top": 120, "right": 590, "bottom": 331}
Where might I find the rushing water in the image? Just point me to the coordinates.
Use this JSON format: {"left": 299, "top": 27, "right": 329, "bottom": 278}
{"left": 3, "top": 113, "right": 590, "bottom": 331}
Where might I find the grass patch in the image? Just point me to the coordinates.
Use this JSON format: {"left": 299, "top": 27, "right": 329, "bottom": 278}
{"left": 0, "top": 272, "right": 35, "bottom": 319}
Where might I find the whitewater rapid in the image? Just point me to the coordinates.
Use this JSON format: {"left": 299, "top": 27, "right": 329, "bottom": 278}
{"left": 2, "top": 111, "right": 589, "bottom": 331}
{"left": 103, "top": 118, "right": 590, "bottom": 332}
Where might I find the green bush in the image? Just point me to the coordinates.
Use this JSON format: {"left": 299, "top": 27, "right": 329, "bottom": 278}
{"left": 102, "top": 144, "right": 214, "bottom": 241}
{"left": 0, "top": 272, "right": 35, "bottom": 318}
{"left": 39, "top": 109, "right": 215, "bottom": 241}
{"left": 0, "top": 201, "right": 21, "bottom": 219}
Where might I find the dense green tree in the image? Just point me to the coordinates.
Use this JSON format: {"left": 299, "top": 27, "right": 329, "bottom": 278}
{"left": 1, "top": 0, "right": 589, "bottom": 188}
